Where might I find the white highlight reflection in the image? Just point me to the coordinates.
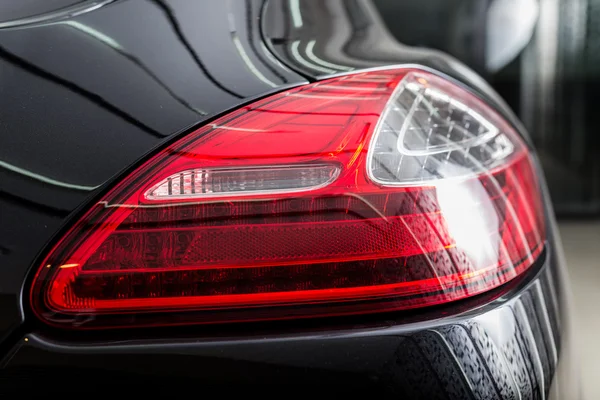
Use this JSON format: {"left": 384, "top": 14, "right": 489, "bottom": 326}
{"left": 289, "top": 0, "right": 303, "bottom": 28}
{"left": 436, "top": 165, "right": 500, "bottom": 270}
{"left": 305, "top": 40, "right": 353, "bottom": 71}
{"left": 290, "top": 41, "right": 336, "bottom": 74}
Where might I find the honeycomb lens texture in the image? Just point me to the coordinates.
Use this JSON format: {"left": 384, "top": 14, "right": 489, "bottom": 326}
{"left": 369, "top": 73, "right": 517, "bottom": 186}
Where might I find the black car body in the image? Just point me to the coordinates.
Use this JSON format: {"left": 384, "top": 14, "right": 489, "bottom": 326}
{"left": 0, "top": 0, "right": 579, "bottom": 398}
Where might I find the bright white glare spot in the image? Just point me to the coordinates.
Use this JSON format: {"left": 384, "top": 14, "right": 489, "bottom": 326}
{"left": 436, "top": 165, "right": 500, "bottom": 270}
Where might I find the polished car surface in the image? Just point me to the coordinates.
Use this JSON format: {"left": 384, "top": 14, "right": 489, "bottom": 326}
{"left": 0, "top": 1, "right": 577, "bottom": 398}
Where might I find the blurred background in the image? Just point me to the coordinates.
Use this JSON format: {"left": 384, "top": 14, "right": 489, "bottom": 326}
{"left": 370, "top": 0, "right": 596, "bottom": 397}
{"left": 0, "top": 0, "right": 591, "bottom": 395}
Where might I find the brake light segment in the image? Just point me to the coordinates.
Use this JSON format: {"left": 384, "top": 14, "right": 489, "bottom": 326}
{"left": 31, "top": 68, "right": 545, "bottom": 328}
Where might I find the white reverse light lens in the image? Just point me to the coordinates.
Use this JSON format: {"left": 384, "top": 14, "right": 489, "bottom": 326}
{"left": 368, "top": 72, "right": 520, "bottom": 186}
{"left": 145, "top": 164, "right": 340, "bottom": 200}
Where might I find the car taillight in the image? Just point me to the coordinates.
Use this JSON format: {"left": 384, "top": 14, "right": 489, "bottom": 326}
{"left": 30, "top": 68, "right": 545, "bottom": 329}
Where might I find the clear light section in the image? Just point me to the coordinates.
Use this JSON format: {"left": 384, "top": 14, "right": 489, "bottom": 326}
{"left": 145, "top": 164, "right": 340, "bottom": 200}
{"left": 369, "top": 72, "right": 518, "bottom": 186}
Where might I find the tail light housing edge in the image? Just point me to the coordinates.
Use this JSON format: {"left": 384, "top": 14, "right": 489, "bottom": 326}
{"left": 30, "top": 67, "right": 546, "bottom": 329}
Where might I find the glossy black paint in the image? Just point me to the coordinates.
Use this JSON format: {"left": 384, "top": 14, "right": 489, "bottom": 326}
{"left": 0, "top": 0, "right": 306, "bottom": 342}
{"left": 0, "top": 0, "right": 576, "bottom": 398}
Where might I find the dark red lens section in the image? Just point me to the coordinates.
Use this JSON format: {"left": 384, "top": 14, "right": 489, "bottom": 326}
{"left": 30, "top": 69, "right": 545, "bottom": 329}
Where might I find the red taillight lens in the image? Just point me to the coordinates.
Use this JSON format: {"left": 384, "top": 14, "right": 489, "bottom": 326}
{"left": 31, "top": 68, "right": 545, "bottom": 329}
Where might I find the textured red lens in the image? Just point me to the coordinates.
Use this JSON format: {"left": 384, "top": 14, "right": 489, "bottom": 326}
{"left": 31, "top": 68, "right": 545, "bottom": 329}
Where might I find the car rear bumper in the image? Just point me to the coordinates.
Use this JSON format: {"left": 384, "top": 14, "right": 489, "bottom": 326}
{"left": 0, "top": 238, "right": 578, "bottom": 398}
